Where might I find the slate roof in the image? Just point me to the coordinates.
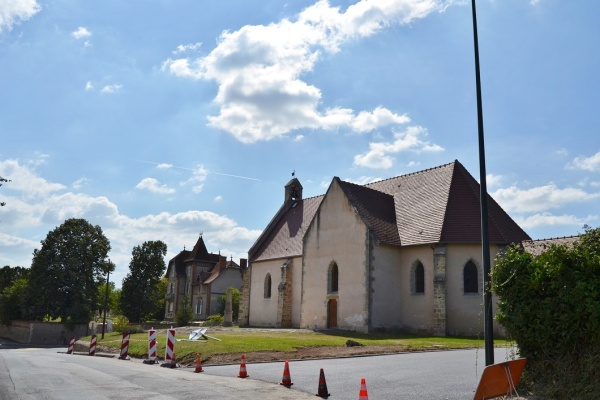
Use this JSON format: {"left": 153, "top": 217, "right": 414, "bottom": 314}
{"left": 250, "top": 195, "right": 322, "bottom": 262}
{"left": 522, "top": 236, "right": 580, "bottom": 255}
{"left": 249, "top": 160, "right": 531, "bottom": 262}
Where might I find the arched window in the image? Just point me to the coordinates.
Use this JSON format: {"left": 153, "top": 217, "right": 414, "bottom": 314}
{"left": 414, "top": 261, "right": 425, "bottom": 294}
{"left": 195, "top": 298, "right": 203, "bottom": 315}
{"left": 464, "top": 261, "right": 478, "bottom": 294}
{"left": 264, "top": 273, "right": 272, "bottom": 298}
{"left": 328, "top": 262, "right": 339, "bottom": 293}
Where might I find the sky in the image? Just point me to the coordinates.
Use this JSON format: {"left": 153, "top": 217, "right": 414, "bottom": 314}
{"left": 1, "top": 0, "right": 599, "bottom": 287}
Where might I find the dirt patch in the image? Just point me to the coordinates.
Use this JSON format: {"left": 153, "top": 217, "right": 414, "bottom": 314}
{"left": 201, "top": 344, "right": 420, "bottom": 366}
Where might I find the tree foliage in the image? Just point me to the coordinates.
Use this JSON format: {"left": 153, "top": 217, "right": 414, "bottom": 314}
{"left": 0, "top": 266, "right": 30, "bottom": 325}
{"left": 0, "top": 266, "right": 29, "bottom": 292}
{"left": 27, "top": 218, "right": 111, "bottom": 324}
{"left": 175, "top": 295, "right": 193, "bottom": 327}
{"left": 120, "top": 240, "right": 167, "bottom": 322}
{"left": 492, "top": 226, "right": 600, "bottom": 399}
{"left": 0, "top": 278, "right": 29, "bottom": 325}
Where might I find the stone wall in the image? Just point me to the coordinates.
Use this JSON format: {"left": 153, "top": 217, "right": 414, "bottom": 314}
{"left": 0, "top": 320, "right": 90, "bottom": 345}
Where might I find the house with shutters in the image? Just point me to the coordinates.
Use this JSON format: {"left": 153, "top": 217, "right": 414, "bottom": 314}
{"left": 238, "top": 160, "right": 531, "bottom": 336}
{"left": 164, "top": 235, "right": 246, "bottom": 321}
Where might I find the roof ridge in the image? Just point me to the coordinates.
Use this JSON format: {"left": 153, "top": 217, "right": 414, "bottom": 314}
{"left": 523, "top": 235, "right": 580, "bottom": 242}
{"left": 363, "top": 160, "right": 456, "bottom": 188}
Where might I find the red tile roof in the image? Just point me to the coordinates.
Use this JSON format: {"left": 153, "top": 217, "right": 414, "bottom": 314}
{"left": 249, "top": 160, "right": 531, "bottom": 262}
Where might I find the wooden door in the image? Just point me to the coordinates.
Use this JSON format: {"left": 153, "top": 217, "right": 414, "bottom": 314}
{"left": 327, "top": 299, "right": 337, "bottom": 328}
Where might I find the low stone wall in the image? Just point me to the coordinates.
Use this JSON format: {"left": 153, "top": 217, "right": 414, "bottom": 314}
{"left": 0, "top": 320, "right": 90, "bottom": 345}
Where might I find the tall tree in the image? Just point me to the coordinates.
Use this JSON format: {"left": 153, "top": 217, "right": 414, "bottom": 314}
{"left": 0, "top": 266, "right": 29, "bottom": 292}
{"left": 120, "top": 240, "right": 167, "bottom": 322}
{"left": 27, "top": 218, "right": 111, "bottom": 323}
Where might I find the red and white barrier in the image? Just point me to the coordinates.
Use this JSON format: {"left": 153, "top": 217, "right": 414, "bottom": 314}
{"left": 162, "top": 328, "right": 176, "bottom": 367}
{"left": 67, "top": 337, "right": 75, "bottom": 354}
{"left": 148, "top": 329, "right": 157, "bottom": 361}
{"left": 165, "top": 329, "right": 175, "bottom": 360}
{"left": 119, "top": 332, "right": 130, "bottom": 359}
{"left": 89, "top": 334, "right": 97, "bottom": 356}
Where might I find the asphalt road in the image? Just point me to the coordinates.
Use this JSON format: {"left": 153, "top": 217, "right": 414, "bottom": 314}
{"left": 202, "top": 347, "right": 518, "bottom": 399}
{"left": 0, "top": 340, "right": 518, "bottom": 399}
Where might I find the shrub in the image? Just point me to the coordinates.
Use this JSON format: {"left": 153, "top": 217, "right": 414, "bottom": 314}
{"left": 491, "top": 226, "right": 600, "bottom": 399}
{"left": 204, "top": 314, "right": 223, "bottom": 326}
{"left": 112, "top": 315, "right": 130, "bottom": 333}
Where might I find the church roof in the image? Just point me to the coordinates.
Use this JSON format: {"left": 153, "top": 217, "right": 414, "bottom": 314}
{"left": 249, "top": 160, "right": 531, "bottom": 262}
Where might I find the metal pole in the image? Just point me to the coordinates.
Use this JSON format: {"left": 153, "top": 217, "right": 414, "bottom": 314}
{"left": 101, "top": 270, "right": 110, "bottom": 340}
{"left": 471, "top": 0, "right": 494, "bottom": 366}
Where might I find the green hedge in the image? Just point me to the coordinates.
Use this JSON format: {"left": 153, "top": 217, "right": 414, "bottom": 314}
{"left": 492, "top": 227, "right": 600, "bottom": 399}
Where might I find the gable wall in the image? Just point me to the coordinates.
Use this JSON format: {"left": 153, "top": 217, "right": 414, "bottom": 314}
{"left": 301, "top": 181, "right": 370, "bottom": 332}
{"left": 209, "top": 268, "right": 243, "bottom": 316}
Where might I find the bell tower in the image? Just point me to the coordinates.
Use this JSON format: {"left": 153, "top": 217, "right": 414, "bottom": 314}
{"left": 284, "top": 177, "right": 302, "bottom": 203}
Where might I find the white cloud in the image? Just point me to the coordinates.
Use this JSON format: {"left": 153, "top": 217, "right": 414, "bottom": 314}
{"left": 71, "top": 26, "right": 91, "bottom": 39}
{"left": 0, "top": 0, "right": 41, "bottom": 33}
{"left": 492, "top": 183, "right": 600, "bottom": 213}
{"left": 72, "top": 177, "right": 91, "bottom": 190}
{"left": 0, "top": 158, "right": 65, "bottom": 199}
{"left": 567, "top": 151, "right": 600, "bottom": 172}
{"left": 173, "top": 42, "right": 202, "bottom": 55}
{"left": 101, "top": 84, "right": 123, "bottom": 94}
{"left": 135, "top": 177, "right": 176, "bottom": 194}
{"left": 181, "top": 165, "right": 209, "bottom": 193}
{"left": 157, "top": 163, "right": 173, "bottom": 169}
{"left": 353, "top": 125, "right": 444, "bottom": 169}
{"left": 162, "top": 0, "right": 451, "bottom": 143}
{"left": 515, "top": 213, "right": 597, "bottom": 229}
{"left": 486, "top": 174, "right": 503, "bottom": 187}
{"left": 0, "top": 158, "right": 260, "bottom": 285}
{"left": 214, "top": 195, "right": 223, "bottom": 203}
{"left": 85, "top": 81, "right": 94, "bottom": 91}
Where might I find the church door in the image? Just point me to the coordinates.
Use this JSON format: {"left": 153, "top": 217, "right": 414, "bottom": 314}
{"left": 327, "top": 299, "right": 337, "bottom": 328}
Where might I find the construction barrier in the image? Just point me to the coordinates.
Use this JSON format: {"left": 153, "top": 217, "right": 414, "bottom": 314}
{"left": 194, "top": 353, "right": 203, "bottom": 373}
{"left": 89, "top": 335, "right": 97, "bottom": 356}
{"left": 359, "top": 378, "right": 369, "bottom": 400}
{"left": 280, "top": 360, "right": 293, "bottom": 387}
{"left": 316, "top": 368, "right": 330, "bottom": 398}
{"left": 161, "top": 329, "right": 177, "bottom": 368}
{"left": 238, "top": 354, "right": 249, "bottom": 378}
{"left": 143, "top": 328, "right": 157, "bottom": 364}
{"left": 118, "top": 332, "right": 130, "bottom": 360}
{"left": 67, "top": 337, "right": 75, "bottom": 354}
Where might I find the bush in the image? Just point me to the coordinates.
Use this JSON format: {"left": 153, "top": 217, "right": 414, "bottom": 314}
{"left": 491, "top": 226, "right": 600, "bottom": 399}
{"left": 204, "top": 314, "right": 223, "bottom": 326}
{"left": 112, "top": 315, "right": 130, "bottom": 333}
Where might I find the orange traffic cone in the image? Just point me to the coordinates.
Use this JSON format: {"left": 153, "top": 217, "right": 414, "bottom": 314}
{"left": 238, "top": 354, "right": 249, "bottom": 378}
{"left": 194, "top": 353, "right": 203, "bottom": 373}
{"left": 316, "top": 368, "right": 330, "bottom": 398}
{"left": 280, "top": 360, "right": 293, "bottom": 387}
{"left": 358, "top": 378, "right": 369, "bottom": 400}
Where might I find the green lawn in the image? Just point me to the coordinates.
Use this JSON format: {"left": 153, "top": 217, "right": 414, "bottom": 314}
{"left": 86, "top": 328, "right": 507, "bottom": 365}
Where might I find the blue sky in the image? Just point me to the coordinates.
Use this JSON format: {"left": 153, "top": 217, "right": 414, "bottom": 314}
{"left": 1, "top": 0, "right": 599, "bottom": 287}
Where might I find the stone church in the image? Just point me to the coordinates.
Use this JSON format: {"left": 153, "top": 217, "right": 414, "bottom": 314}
{"left": 238, "top": 160, "right": 531, "bottom": 336}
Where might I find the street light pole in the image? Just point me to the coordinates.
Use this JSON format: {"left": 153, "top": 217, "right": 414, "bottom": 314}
{"left": 471, "top": 0, "right": 494, "bottom": 366}
{"left": 101, "top": 269, "right": 110, "bottom": 340}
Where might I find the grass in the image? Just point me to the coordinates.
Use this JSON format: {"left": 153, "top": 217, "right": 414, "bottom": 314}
{"left": 86, "top": 327, "right": 510, "bottom": 365}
